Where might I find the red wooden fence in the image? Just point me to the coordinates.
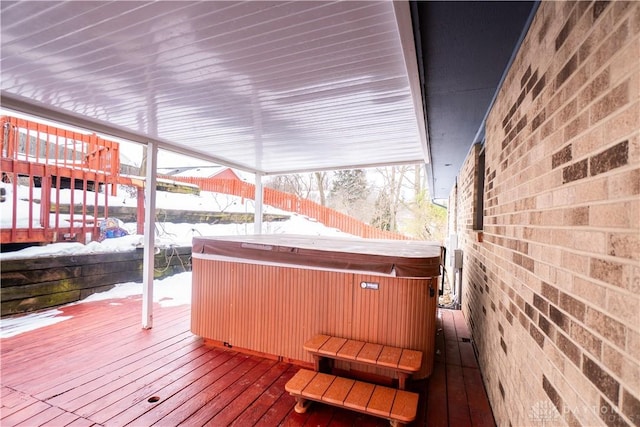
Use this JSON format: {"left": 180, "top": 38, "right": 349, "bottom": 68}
{"left": 162, "top": 176, "right": 411, "bottom": 240}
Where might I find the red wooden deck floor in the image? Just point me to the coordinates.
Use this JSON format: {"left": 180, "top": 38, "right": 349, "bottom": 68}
{"left": 0, "top": 296, "right": 494, "bottom": 426}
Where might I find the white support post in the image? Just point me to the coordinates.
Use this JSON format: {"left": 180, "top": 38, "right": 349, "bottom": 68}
{"left": 142, "top": 142, "right": 158, "bottom": 329}
{"left": 254, "top": 172, "right": 263, "bottom": 234}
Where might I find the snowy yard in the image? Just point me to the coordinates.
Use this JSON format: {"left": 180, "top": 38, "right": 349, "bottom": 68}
{"left": 0, "top": 183, "right": 349, "bottom": 259}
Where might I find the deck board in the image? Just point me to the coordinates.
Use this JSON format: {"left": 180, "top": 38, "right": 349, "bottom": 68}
{"left": 230, "top": 364, "right": 298, "bottom": 426}
{"left": 133, "top": 354, "right": 258, "bottom": 426}
{"left": 0, "top": 400, "right": 53, "bottom": 426}
{"left": 73, "top": 343, "right": 210, "bottom": 417}
{"left": 207, "top": 361, "right": 290, "bottom": 426}
{"left": 102, "top": 350, "right": 237, "bottom": 426}
{"left": 88, "top": 349, "right": 222, "bottom": 424}
{"left": 48, "top": 335, "right": 202, "bottom": 410}
{"left": 0, "top": 295, "right": 495, "bottom": 426}
{"left": 179, "top": 358, "right": 278, "bottom": 425}
{"left": 33, "top": 329, "right": 198, "bottom": 399}
{"left": 45, "top": 411, "right": 82, "bottom": 426}
{"left": 17, "top": 405, "right": 65, "bottom": 427}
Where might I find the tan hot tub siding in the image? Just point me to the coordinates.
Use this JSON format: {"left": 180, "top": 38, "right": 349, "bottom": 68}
{"left": 191, "top": 258, "right": 439, "bottom": 379}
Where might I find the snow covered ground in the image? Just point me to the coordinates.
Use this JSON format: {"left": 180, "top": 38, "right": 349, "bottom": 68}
{"left": 0, "top": 272, "right": 193, "bottom": 338}
{"left": 1, "top": 181, "right": 290, "bottom": 228}
{"left": 0, "top": 184, "right": 349, "bottom": 337}
{"left": 0, "top": 183, "right": 348, "bottom": 260}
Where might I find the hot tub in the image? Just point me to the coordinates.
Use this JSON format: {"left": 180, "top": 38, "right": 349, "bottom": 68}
{"left": 191, "top": 234, "right": 442, "bottom": 379}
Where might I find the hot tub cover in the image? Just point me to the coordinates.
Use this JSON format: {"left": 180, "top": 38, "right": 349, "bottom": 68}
{"left": 192, "top": 234, "right": 442, "bottom": 278}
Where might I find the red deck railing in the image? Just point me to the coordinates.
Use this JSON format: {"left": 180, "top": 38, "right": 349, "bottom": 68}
{"left": 1, "top": 116, "right": 120, "bottom": 244}
{"left": 1, "top": 116, "right": 119, "bottom": 179}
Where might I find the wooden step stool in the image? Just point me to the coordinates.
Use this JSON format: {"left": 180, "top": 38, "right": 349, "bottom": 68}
{"left": 304, "top": 334, "right": 423, "bottom": 390}
{"left": 285, "top": 368, "right": 419, "bottom": 427}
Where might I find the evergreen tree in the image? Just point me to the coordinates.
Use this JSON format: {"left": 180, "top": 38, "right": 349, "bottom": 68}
{"left": 330, "top": 169, "right": 369, "bottom": 203}
{"left": 328, "top": 169, "right": 370, "bottom": 218}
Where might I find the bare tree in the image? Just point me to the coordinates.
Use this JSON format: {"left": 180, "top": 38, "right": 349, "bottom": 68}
{"left": 404, "top": 188, "right": 447, "bottom": 241}
{"left": 139, "top": 146, "right": 147, "bottom": 177}
{"left": 414, "top": 164, "right": 422, "bottom": 197}
{"left": 370, "top": 165, "right": 446, "bottom": 240}
{"left": 372, "top": 165, "right": 412, "bottom": 232}
{"left": 314, "top": 172, "right": 327, "bottom": 206}
{"left": 266, "top": 172, "right": 330, "bottom": 205}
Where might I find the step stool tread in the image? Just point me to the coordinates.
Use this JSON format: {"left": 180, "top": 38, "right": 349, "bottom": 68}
{"left": 377, "top": 346, "right": 403, "bottom": 369}
{"left": 286, "top": 369, "right": 419, "bottom": 423}
{"left": 367, "top": 385, "right": 396, "bottom": 417}
{"left": 301, "top": 372, "right": 334, "bottom": 400}
{"left": 356, "top": 342, "right": 384, "bottom": 364}
{"left": 391, "top": 389, "right": 421, "bottom": 422}
{"left": 305, "top": 334, "right": 423, "bottom": 373}
{"left": 343, "top": 380, "right": 376, "bottom": 412}
{"left": 323, "top": 376, "right": 356, "bottom": 405}
{"left": 304, "top": 334, "right": 331, "bottom": 352}
{"left": 319, "top": 336, "right": 348, "bottom": 355}
{"left": 336, "top": 339, "right": 366, "bottom": 360}
{"left": 285, "top": 368, "right": 316, "bottom": 394}
{"left": 398, "top": 349, "right": 423, "bottom": 372}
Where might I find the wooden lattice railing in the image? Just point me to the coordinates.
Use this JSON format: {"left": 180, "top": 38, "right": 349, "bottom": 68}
{"left": 1, "top": 116, "right": 119, "bottom": 178}
{"left": 1, "top": 116, "right": 120, "bottom": 243}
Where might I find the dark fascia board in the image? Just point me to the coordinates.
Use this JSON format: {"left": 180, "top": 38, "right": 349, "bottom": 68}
{"left": 411, "top": 1, "right": 538, "bottom": 201}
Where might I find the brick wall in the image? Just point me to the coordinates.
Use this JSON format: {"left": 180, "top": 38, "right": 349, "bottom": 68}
{"left": 448, "top": 2, "right": 639, "bottom": 426}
